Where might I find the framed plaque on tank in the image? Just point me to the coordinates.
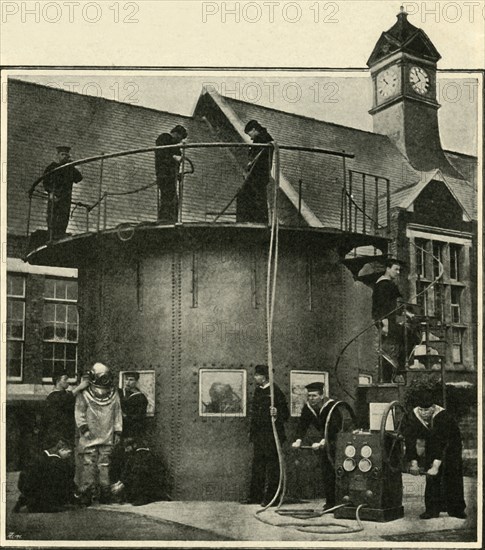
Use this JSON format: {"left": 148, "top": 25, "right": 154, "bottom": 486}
{"left": 290, "top": 370, "right": 329, "bottom": 417}
{"left": 199, "top": 369, "right": 246, "bottom": 417}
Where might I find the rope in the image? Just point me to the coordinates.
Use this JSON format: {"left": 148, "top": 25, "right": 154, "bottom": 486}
{"left": 255, "top": 142, "right": 285, "bottom": 514}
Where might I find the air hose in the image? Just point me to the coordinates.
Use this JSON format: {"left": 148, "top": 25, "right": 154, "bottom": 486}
{"left": 256, "top": 142, "right": 286, "bottom": 514}
{"left": 252, "top": 144, "right": 364, "bottom": 536}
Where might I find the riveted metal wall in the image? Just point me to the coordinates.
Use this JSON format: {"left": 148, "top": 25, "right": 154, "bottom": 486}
{"left": 77, "top": 227, "right": 373, "bottom": 500}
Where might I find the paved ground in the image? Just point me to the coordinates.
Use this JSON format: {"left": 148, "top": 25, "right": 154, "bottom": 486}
{"left": 3, "top": 473, "right": 478, "bottom": 545}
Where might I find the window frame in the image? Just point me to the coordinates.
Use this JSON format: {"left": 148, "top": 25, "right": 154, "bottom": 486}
{"left": 42, "top": 277, "right": 79, "bottom": 383}
{"left": 451, "top": 327, "right": 464, "bottom": 364}
{"left": 407, "top": 227, "right": 472, "bottom": 370}
{"left": 414, "top": 238, "right": 428, "bottom": 279}
{"left": 6, "top": 273, "right": 26, "bottom": 381}
{"left": 450, "top": 286, "right": 462, "bottom": 324}
{"left": 449, "top": 244, "right": 462, "bottom": 282}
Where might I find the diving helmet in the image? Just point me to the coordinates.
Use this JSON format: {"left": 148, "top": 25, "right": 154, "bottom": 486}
{"left": 87, "top": 362, "right": 114, "bottom": 398}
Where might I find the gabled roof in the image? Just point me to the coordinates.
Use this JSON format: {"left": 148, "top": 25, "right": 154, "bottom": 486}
{"left": 195, "top": 90, "right": 424, "bottom": 229}
{"left": 367, "top": 9, "right": 441, "bottom": 66}
{"left": 198, "top": 89, "right": 323, "bottom": 227}
{"left": 388, "top": 169, "right": 476, "bottom": 221}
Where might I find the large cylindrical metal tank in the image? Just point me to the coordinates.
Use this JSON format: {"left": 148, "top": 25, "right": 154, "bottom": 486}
{"left": 30, "top": 224, "right": 378, "bottom": 500}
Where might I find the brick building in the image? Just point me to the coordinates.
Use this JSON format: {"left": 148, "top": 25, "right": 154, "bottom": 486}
{"left": 5, "top": 11, "right": 478, "bottom": 495}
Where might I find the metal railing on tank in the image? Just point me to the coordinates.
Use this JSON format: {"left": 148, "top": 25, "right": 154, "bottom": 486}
{"left": 26, "top": 141, "right": 357, "bottom": 246}
{"left": 340, "top": 170, "right": 391, "bottom": 235}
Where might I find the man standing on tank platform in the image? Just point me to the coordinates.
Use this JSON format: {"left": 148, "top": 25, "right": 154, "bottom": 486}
{"left": 40, "top": 146, "right": 83, "bottom": 240}
{"left": 155, "top": 125, "right": 188, "bottom": 223}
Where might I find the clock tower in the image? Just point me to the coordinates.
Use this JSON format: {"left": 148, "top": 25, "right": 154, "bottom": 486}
{"left": 367, "top": 7, "right": 462, "bottom": 178}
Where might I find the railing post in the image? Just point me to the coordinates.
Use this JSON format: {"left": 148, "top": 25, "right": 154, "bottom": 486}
{"left": 362, "top": 173, "right": 366, "bottom": 234}
{"left": 348, "top": 169, "right": 353, "bottom": 233}
{"left": 48, "top": 189, "right": 55, "bottom": 242}
{"left": 377, "top": 325, "right": 383, "bottom": 383}
{"left": 374, "top": 176, "right": 379, "bottom": 233}
{"left": 298, "top": 178, "right": 302, "bottom": 225}
{"left": 26, "top": 195, "right": 32, "bottom": 240}
{"left": 403, "top": 303, "right": 409, "bottom": 372}
{"left": 86, "top": 208, "right": 89, "bottom": 233}
{"left": 178, "top": 146, "right": 186, "bottom": 224}
{"left": 103, "top": 194, "right": 108, "bottom": 230}
{"left": 97, "top": 154, "right": 105, "bottom": 233}
{"left": 272, "top": 142, "right": 280, "bottom": 226}
{"left": 386, "top": 177, "right": 391, "bottom": 233}
{"left": 342, "top": 155, "right": 347, "bottom": 231}
{"left": 340, "top": 182, "right": 344, "bottom": 231}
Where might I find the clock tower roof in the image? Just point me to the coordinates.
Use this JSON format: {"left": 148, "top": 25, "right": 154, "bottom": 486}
{"left": 367, "top": 7, "right": 441, "bottom": 67}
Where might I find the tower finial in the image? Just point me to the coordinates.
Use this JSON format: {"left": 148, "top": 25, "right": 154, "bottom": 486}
{"left": 399, "top": 5, "right": 407, "bottom": 15}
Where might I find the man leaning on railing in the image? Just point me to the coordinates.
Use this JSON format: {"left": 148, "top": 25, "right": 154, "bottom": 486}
{"left": 154, "top": 125, "right": 188, "bottom": 223}
{"left": 40, "top": 146, "right": 83, "bottom": 241}
{"left": 237, "top": 120, "right": 273, "bottom": 224}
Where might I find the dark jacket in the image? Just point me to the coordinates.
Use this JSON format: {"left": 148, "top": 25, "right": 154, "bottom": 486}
{"left": 372, "top": 278, "right": 402, "bottom": 323}
{"left": 155, "top": 133, "right": 181, "bottom": 179}
{"left": 43, "top": 161, "right": 83, "bottom": 198}
{"left": 120, "top": 447, "right": 166, "bottom": 504}
{"left": 404, "top": 407, "right": 463, "bottom": 466}
{"left": 119, "top": 388, "right": 148, "bottom": 437}
{"left": 294, "top": 399, "right": 340, "bottom": 444}
{"left": 250, "top": 383, "right": 289, "bottom": 443}
{"left": 18, "top": 450, "right": 75, "bottom": 511}
{"left": 42, "top": 389, "right": 76, "bottom": 447}
{"left": 247, "top": 129, "right": 273, "bottom": 181}
{"left": 403, "top": 407, "right": 466, "bottom": 514}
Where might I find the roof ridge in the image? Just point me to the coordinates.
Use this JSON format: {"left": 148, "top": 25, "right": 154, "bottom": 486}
{"left": 216, "top": 93, "right": 393, "bottom": 140}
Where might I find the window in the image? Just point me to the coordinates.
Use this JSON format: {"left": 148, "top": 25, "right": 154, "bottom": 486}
{"left": 42, "top": 278, "right": 79, "bottom": 380}
{"left": 449, "top": 244, "right": 462, "bottom": 281}
{"left": 7, "top": 273, "right": 26, "bottom": 380}
{"left": 416, "top": 281, "right": 429, "bottom": 315}
{"left": 408, "top": 229, "right": 472, "bottom": 370}
{"left": 452, "top": 328, "right": 463, "bottom": 364}
{"left": 415, "top": 238, "right": 427, "bottom": 278}
{"left": 432, "top": 241, "right": 444, "bottom": 279}
{"left": 433, "top": 284, "right": 444, "bottom": 321}
{"left": 450, "top": 286, "right": 462, "bottom": 324}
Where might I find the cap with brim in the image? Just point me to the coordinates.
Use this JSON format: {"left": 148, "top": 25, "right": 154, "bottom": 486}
{"left": 124, "top": 371, "right": 140, "bottom": 381}
{"left": 56, "top": 146, "right": 71, "bottom": 153}
{"left": 415, "top": 390, "right": 435, "bottom": 408}
{"left": 380, "top": 257, "right": 407, "bottom": 268}
{"left": 171, "top": 125, "right": 187, "bottom": 139}
{"left": 255, "top": 364, "right": 269, "bottom": 377}
{"left": 305, "top": 382, "right": 325, "bottom": 393}
{"left": 244, "top": 120, "right": 261, "bottom": 133}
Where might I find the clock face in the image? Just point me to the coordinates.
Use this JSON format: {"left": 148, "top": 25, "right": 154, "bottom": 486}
{"left": 377, "top": 69, "right": 398, "bottom": 99}
{"left": 409, "top": 66, "right": 430, "bottom": 95}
